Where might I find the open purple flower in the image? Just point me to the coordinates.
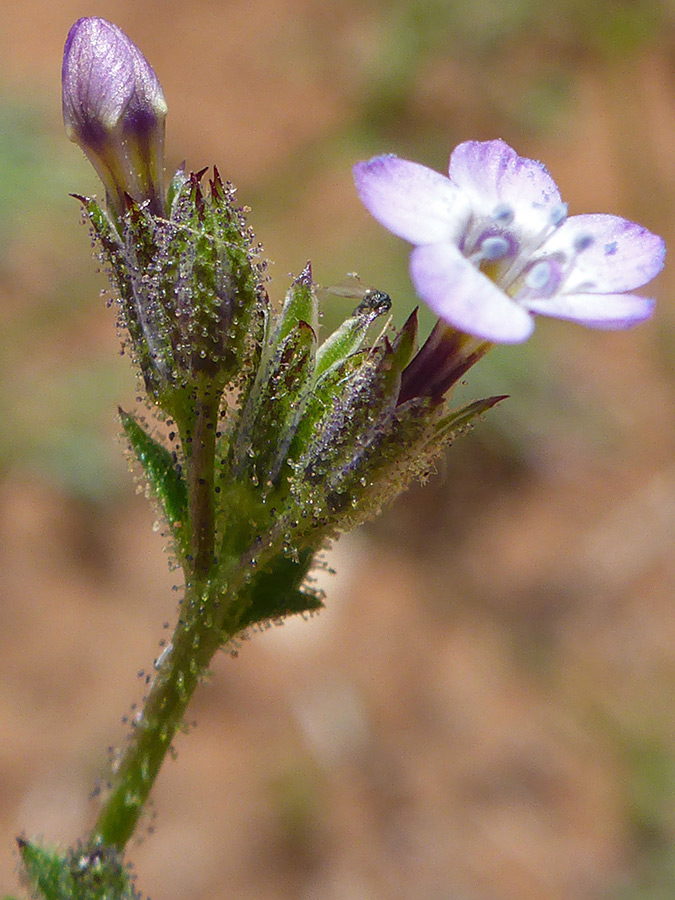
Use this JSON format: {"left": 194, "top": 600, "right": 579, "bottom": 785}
{"left": 354, "top": 140, "right": 665, "bottom": 343}
{"left": 62, "top": 17, "right": 167, "bottom": 217}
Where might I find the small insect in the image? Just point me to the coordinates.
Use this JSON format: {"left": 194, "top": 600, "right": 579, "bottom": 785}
{"left": 320, "top": 273, "right": 392, "bottom": 321}
{"left": 317, "top": 275, "right": 397, "bottom": 396}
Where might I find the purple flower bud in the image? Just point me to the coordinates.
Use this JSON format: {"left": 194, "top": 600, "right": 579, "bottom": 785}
{"left": 62, "top": 17, "right": 167, "bottom": 217}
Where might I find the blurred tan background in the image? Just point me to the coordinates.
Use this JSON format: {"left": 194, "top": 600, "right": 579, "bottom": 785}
{"left": 2, "top": 1, "right": 675, "bottom": 898}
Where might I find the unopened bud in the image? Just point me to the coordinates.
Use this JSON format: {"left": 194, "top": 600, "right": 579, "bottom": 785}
{"left": 62, "top": 17, "right": 167, "bottom": 217}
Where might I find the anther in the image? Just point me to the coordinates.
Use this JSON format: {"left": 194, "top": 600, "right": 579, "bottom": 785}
{"left": 492, "top": 203, "right": 514, "bottom": 226}
{"left": 549, "top": 203, "right": 568, "bottom": 227}
{"left": 481, "top": 236, "right": 511, "bottom": 261}
{"left": 573, "top": 233, "right": 594, "bottom": 253}
{"left": 525, "top": 260, "right": 552, "bottom": 291}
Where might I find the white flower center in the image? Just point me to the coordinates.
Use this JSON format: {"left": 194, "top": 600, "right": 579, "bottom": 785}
{"left": 463, "top": 201, "right": 595, "bottom": 305}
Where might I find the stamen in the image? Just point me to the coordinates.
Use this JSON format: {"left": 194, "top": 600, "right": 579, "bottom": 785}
{"left": 573, "top": 232, "right": 594, "bottom": 252}
{"left": 549, "top": 203, "right": 568, "bottom": 227}
{"left": 494, "top": 202, "right": 569, "bottom": 292}
{"left": 525, "top": 260, "right": 552, "bottom": 291}
{"left": 492, "top": 203, "right": 514, "bottom": 226}
{"left": 481, "top": 236, "right": 511, "bottom": 261}
{"left": 517, "top": 231, "right": 596, "bottom": 301}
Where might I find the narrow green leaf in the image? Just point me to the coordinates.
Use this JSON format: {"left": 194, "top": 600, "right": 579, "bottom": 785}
{"left": 436, "top": 394, "right": 508, "bottom": 437}
{"left": 17, "top": 839, "right": 71, "bottom": 900}
{"left": 119, "top": 409, "right": 189, "bottom": 554}
{"left": 232, "top": 320, "right": 317, "bottom": 486}
{"left": 314, "top": 289, "right": 392, "bottom": 380}
{"left": 272, "top": 263, "right": 318, "bottom": 346}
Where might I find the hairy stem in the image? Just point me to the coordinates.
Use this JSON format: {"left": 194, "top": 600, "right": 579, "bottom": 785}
{"left": 90, "top": 538, "right": 302, "bottom": 849}
{"left": 91, "top": 584, "right": 226, "bottom": 849}
{"left": 91, "top": 388, "right": 319, "bottom": 850}
{"left": 185, "top": 384, "right": 219, "bottom": 579}
{"left": 92, "top": 382, "right": 223, "bottom": 849}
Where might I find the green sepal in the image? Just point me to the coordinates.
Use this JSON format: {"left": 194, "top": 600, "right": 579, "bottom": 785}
{"left": 232, "top": 319, "right": 317, "bottom": 486}
{"left": 298, "top": 338, "right": 403, "bottom": 488}
{"left": 166, "top": 164, "right": 188, "bottom": 214}
{"left": 78, "top": 195, "right": 168, "bottom": 402}
{"left": 17, "top": 838, "right": 134, "bottom": 900}
{"left": 272, "top": 263, "right": 318, "bottom": 347}
{"left": 435, "top": 394, "right": 508, "bottom": 438}
{"left": 121, "top": 200, "right": 178, "bottom": 394}
{"left": 389, "top": 308, "right": 418, "bottom": 372}
{"left": 80, "top": 171, "right": 269, "bottom": 416}
{"left": 331, "top": 393, "right": 508, "bottom": 528}
{"left": 292, "top": 310, "right": 416, "bottom": 470}
{"left": 314, "top": 289, "right": 391, "bottom": 380}
{"left": 18, "top": 839, "right": 71, "bottom": 900}
{"left": 164, "top": 170, "right": 264, "bottom": 387}
{"left": 119, "top": 408, "right": 189, "bottom": 557}
{"left": 73, "top": 194, "right": 120, "bottom": 256}
{"left": 289, "top": 351, "right": 365, "bottom": 462}
{"left": 236, "top": 547, "right": 323, "bottom": 631}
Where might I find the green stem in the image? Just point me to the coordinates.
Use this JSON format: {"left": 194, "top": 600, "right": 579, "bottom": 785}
{"left": 91, "top": 584, "right": 225, "bottom": 849}
{"left": 92, "top": 381, "right": 222, "bottom": 850}
{"left": 91, "top": 395, "right": 318, "bottom": 850}
{"left": 90, "top": 523, "right": 315, "bottom": 849}
{"left": 90, "top": 539, "right": 297, "bottom": 849}
{"left": 185, "top": 383, "right": 219, "bottom": 579}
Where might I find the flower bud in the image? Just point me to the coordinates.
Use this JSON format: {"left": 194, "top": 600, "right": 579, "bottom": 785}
{"left": 62, "top": 17, "right": 167, "bottom": 217}
{"left": 78, "top": 167, "right": 268, "bottom": 419}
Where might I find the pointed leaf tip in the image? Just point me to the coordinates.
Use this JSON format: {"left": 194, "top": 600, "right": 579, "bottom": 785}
{"left": 294, "top": 261, "right": 313, "bottom": 286}
{"left": 192, "top": 166, "right": 209, "bottom": 182}
{"left": 442, "top": 394, "right": 508, "bottom": 434}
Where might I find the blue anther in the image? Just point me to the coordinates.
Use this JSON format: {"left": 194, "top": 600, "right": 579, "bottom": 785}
{"left": 492, "top": 203, "right": 514, "bottom": 226}
{"left": 525, "top": 260, "right": 552, "bottom": 291}
{"left": 481, "top": 236, "right": 511, "bottom": 261}
{"left": 573, "top": 233, "right": 594, "bottom": 252}
{"left": 549, "top": 203, "right": 568, "bottom": 227}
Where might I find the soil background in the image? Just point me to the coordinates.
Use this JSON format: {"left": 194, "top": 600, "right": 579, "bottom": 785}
{"left": 1, "top": 2, "right": 675, "bottom": 899}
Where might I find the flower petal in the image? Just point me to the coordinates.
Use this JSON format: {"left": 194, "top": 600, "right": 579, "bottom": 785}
{"left": 410, "top": 242, "right": 535, "bottom": 343}
{"left": 63, "top": 18, "right": 136, "bottom": 137}
{"left": 540, "top": 214, "right": 666, "bottom": 293}
{"left": 448, "top": 140, "right": 562, "bottom": 215}
{"left": 524, "top": 291, "right": 655, "bottom": 329}
{"left": 353, "top": 155, "right": 470, "bottom": 245}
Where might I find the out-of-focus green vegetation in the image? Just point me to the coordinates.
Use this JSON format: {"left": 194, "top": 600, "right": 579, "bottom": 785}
{"left": 616, "top": 732, "right": 675, "bottom": 899}
{"left": 0, "top": 96, "right": 131, "bottom": 501}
